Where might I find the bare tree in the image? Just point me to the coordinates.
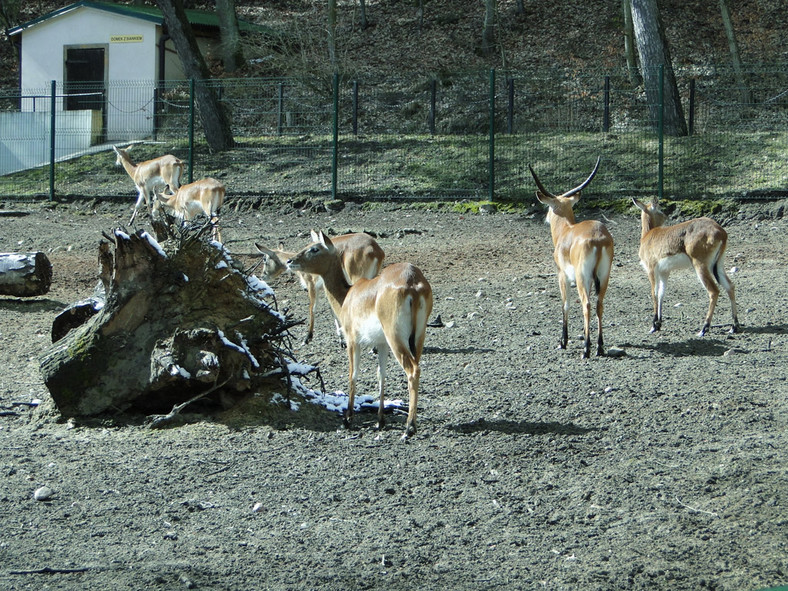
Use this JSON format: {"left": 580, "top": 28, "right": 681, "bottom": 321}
{"left": 0, "top": 0, "right": 21, "bottom": 62}
{"left": 719, "top": 0, "right": 752, "bottom": 104}
{"left": 328, "top": 0, "right": 337, "bottom": 67}
{"left": 156, "top": 0, "right": 235, "bottom": 151}
{"left": 359, "top": 0, "right": 368, "bottom": 30}
{"left": 622, "top": 0, "right": 641, "bottom": 88}
{"left": 481, "top": 0, "right": 496, "bottom": 56}
{"left": 630, "top": 0, "right": 687, "bottom": 136}
{"left": 216, "top": 0, "right": 243, "bottom": 74}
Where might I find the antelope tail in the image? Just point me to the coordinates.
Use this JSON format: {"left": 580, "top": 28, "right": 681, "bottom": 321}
{"left": 407, "top": 293, "right": 428, "bottom": 358}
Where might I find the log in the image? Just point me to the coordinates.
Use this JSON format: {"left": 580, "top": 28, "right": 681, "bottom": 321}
{"left": 40, "top": 223, "right": 298, "bottom": 417}
{"left": 0, "top": 252, "right": 52, "bottom": 297}
{"left": 51, "top": 281, "right": 106, "bottom": 343}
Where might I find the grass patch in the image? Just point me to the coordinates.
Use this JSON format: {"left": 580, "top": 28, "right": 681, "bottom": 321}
{"left": 2, "top": 131, "right": 786, "bottom": 201}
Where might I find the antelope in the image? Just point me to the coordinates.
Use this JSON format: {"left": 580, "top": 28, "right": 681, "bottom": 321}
{"left": 529, "top": 157, "right": 614, "bottom": 358}
{"left": 153, "top": 177, "right": 225, "bottom": 242}
{"left": 632, "top": 198, "right": 739, "bottom": 336}
{"left": 113, "top": 145, "right": 184, "bottom": 224}
{"left": 287, "top": 231, "right": 432, "bottom": 439}
{"left": 254, "top": 232, "right": 385, "bottom": 344}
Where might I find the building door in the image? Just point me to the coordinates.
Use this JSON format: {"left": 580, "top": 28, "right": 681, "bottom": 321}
{"left": 64, "top": 46, "right": 106, "bottom": 138}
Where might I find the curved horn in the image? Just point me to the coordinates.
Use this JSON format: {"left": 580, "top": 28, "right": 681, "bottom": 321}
{"left": 561, "top": 156, "right": 601, "bottom": 198}
{"left": 528, "top": 165, "right": 554, "bottom": 198}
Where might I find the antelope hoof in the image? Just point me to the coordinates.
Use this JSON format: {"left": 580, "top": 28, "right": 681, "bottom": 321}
{"left": 342, "top": 412, "right": 354, "bottom": 430}
{"left": 698, "top": 324, "right": 709, "bottom": 337}
{"left": 729, "top": 323, "right": 740, "bottom": 334}
{"left": 302, "top": 334, "right": 313, "bottom": 345}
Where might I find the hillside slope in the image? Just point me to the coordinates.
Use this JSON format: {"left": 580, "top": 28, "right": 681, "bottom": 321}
{"left": 1, "top": 0, "right": 786, "bottom": 87}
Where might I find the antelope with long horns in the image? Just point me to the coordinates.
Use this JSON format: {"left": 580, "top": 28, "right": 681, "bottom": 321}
{"left": 287, "top": 231, "right": 432, "bottom": 439}
{"left": 529, "top": 157, "right": 614, "bottom": 358}
{"left": 632, "top": 198, "right": 739, "bottom": 336}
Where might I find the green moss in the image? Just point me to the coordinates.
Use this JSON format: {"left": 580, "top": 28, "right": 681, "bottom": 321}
{"left": 66, "top": 329, "right": 98, "bottom": 361}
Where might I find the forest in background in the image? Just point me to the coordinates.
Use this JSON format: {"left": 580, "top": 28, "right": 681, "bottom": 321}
{"left": 0, "top": 0, "right": 786, "bottom": 88}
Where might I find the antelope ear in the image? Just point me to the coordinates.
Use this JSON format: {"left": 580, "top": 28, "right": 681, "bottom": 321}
{"left": 535, "top": 191, "right": 549, "bottom": 205}
{"left": 632, "top": 198, "right": 647, "bottom": 212}
{"left": 310, "top": 229, "right": 320, "bottom": 243}
{"left": 278, "top": 242, "right": 285, "bottom": 250}
{"left": 254, "top": 243, "right": 275, "bottom": 257}
{"left": 317, "top": 231, "right": 335, "bottom": 249}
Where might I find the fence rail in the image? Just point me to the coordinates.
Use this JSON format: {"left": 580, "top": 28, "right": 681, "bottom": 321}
{"left": 1, "top": 66, "right": 786, "bottom": 202}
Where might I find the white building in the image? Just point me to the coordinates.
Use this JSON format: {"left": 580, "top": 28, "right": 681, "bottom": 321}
{"left": 7, "top": 0, "right": 258, "bottom": 141}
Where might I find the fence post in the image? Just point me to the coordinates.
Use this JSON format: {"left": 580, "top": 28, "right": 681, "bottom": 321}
{"left": 188, "top": 78, "right": 195, "bottom": 183}
{"left": 507, "top": 76, "right": 514, "bottom": 134}
{"left": 658, "top": 65, "right": 664, "bottom": 202}
{"left": 429, "top": 79, "right": 437, "bottom": 135}
{"left": 489, "top": 68, "right": 495, "bottom": 201}
{"left": 603, "top": 75, "right": 611, "bottom": 132}
{"left": 688, "top": 78, "right": 695, "bottom": 136}
{"left": 277, "top": 82, "right": 284, "bottom": 136}
{"left": 153, "top": 86, "right": 159, "bottom": 141}
{"left": 49, "top": 80, "right": 56, "bottom": 201}
{"left": 352, "top": 80, "right": 359, "bottom": 136}
{"left": 332, "top": 72, "right": 339, "bottom": 200}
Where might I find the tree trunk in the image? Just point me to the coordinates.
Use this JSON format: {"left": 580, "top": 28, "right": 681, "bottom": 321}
{"left": 0, "top": 0, "right": 21, "bottom": 64}
{"left": 40, "top": 225, "right": 292, "bottom": 417}
{"left": 481, "top": 0, "right": 496, "bottom": 57}
{"left": 328, "top": 0, "right": 337, "bottom": 68}
{"left": 631, "top": 0, "right": 687, "bottom": 136}
{"left": 359, "top": 0, "right": 368, "bottom": 30}
{"left": 0, "top": 252, "right": 52, "bottom": 296}
{"left": 622, "top": 0, "right": 641, "bottom": 88}
{"left": 719, "top": 0, "right": 752, "bottom": 104}
{"left": 156, "top": 0, "right": 235, "bottom": 151}
{"left": 216, "top": 0, "right": 243, "bottom": 74}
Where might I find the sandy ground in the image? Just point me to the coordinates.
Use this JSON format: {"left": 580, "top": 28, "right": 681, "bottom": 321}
{"left": 0, "top": 197, "right": 786, "bottom": 590}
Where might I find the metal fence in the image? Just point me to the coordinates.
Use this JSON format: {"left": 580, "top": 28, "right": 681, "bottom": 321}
{"left": 1, "top": 66, "right": 786, "bottom": 202}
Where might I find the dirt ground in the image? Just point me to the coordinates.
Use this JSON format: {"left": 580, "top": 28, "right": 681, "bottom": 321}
{"left": 0, "top": 196, "right": 786, "bottom": 591}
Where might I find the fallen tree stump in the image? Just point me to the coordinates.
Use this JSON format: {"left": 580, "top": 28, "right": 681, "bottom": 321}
{"left": 40, "top": 222, "right": 299, "bottom": 417}
{"left": 0, "top": 252, "right": 52, "bottom": 296}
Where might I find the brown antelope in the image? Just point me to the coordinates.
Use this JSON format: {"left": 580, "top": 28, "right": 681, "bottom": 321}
{"left": 255, "top": 232, "right": 385, "bottom": 344}
{"left": 632, "top": 198, "right": 739, "bottom": 336}
{"left": 153, "top": 177, "right": 225, "bottom": 242}
{"left": 287, "top": 231, "right": 432, "bottom": 439}
{"left": 113, "top": 145, "right": 184, "bottom": 224}
{"left": 529, "top": 157, "right": 614, "bottom": 358}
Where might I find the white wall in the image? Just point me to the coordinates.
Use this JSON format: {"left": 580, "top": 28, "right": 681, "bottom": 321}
{"left": 0, "top": 110, "right": 102, "bottom": 175}
{"left": 19, "top": 6, "right": 159, "bottom": 139}
{"left": 20, "top": 7, "right": 159, "bottom": 90}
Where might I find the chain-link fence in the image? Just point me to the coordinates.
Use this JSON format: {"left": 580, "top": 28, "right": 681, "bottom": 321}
{"left": 1, "top": 66, "right": 786, "bottom": 202}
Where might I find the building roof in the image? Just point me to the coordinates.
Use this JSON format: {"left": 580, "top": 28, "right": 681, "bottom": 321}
{"left": 8, "top": 1, "right": 265, "bottom": 36}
